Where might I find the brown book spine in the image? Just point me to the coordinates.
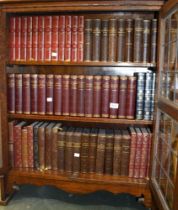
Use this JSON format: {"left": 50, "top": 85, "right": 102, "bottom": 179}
{"left": 84, "top": 19, "right": 92, "bottom": 61}
{"left": 64, "top": 16, "right": 72, "bottom": 61}
{"left": 109, "top": 76, "right": 119, "bottom": 118}
{"left": 71, "top": 16, "right": 78, "bottom": 62}
{"left": 93, "top": 75, "right": 102, "bottom": 118}
{"left": 146, "top": 128, "right": 152, "bottom": 178}
{"left": 38, "top": 16, "right": 45, "bottom": 61}
{"left": 108, "top": 19, "right": 117, "bottom": 62}
{"left": 44, "top": 16, "right": 52, "bottom": 61}
{"left": 142, "top": 20, "right": 151, "bottom": 63}
{"left": 70, "top": 75, "right": 77, "bottom": 116}
{"left": 77, "top": 75, "right": 85, "bottom": 116}
{"left": 58, "top": 16, "right": 65, "bottom": 62}
{"left": 7, "top": 73, "right": 15, "bottom": 114}
{"left": 9, "top": 17, "right": 16, "bottom": 61}
{"left": 30, "top": 74, "right": 38, "bottom": 114}
{"left": 38, "top": 74, "right": 46, "bottom": 115}
{"left": 105, "top": 130, "right": 114, "bottom": 175}
{"left": 100, "top": 20, "right": 109, "bottom": 61}
{"left": 126, "top": 76, "right": 136, "bottom": 119}
{"left": 32, "top": 16, "right": 38, "bottom": 61}
{"left": 150, "top": 19, "right": 157, "bottom": 65}
{"left": 21, "top": 127, "right": 28, "bottom": 168}
{"left": 54, "top": 75, "right": 62, "bottom": 115}
{"left": 101, "top": 76, "right": 110, "bottom": 118}
{"left": 118, "top": 76, "right": 128, "bottom": 119}
{"left": 15, "top": 17, "right": 21, "bottom": 61}
{"left": 62, "top": 75, "right": 70, "bottom": 116}
{"left": 27, "top": 16, "right": 33, "bottom": 61}
{"left": 22, "top": 74, "right": 30, "bottom": 114}
{"left": 46, "top": 74, "right": 54, "bottom": 115}
{"left": 77, "top": 16, "right": 84, "bottom": 62}
{"left": 125, "top": 19, "right": 133, "bottom": 62}
{"left": 51, "top": 16, "right": 59, "bottom": 61}
{"left": 15, "top": 74, "right": 22, "bottom": 114}
{"left": 21, "top": 16, "right": 27, "bottom": 61}
{"left": 116, "top": 19, "right": 125, "bottom": 62}
{"left": 84, "top": 75, "right": 93, "bottom": 117}
{"left": 8, "top": 120, "right": 16, "bottom": 168}
{"left": 92, "top": 19, "right": 101, "bottom": 61}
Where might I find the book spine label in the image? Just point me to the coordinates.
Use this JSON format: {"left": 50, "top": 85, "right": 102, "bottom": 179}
{"left": 27, "top": 16, "right": 33, "bottom": 61}
{"left": 101, "top": 76, "right": 110, "bottom": 118}
{"left": 27, "top": 125, "right": 34, "bottom": 168}
{"left": 150, "top": 19, "right": 157, "bottom": 64}
{"left": 125, "top": 19, "right": 133, "bottom": 62}
{"left": 21, "top": 16, "right": 27, "bottom": 61}
{"left": 58, "top": 130, "right": 66, "bottom": 172}
{"left": 70, "top": 75, "right": 77, "bottom": 116}
{"left": 62, "top": 75, "right": 70, "bottom": 116}
{"left": 46, "top": 74, "right": 54, "bottom": 115}
{"left": 108, "top": 19, "right": 117, "bottom": 61}
{"left": 15, "top": 74, "right": 22, "bottom": 114}
{"left": 77, "top": 16, "right": 84, "bottom": 62}
{"left": 9, "top": 17, "right": 16, "bottom": 61}
{"left": 116, "top": 19, "right": 125, "bottom": 62}
{"left": 54, "top": 75, "right": 62, "bottom": 115}
{"left": 84, "top": 19, "right": 92, "bottom": 61}
{"left": 15, "top": 17, "right": 21, "bottom": 61}
{"left": 7, "top": 74, "right": 15, "bottom": 113}
{"left": 92, "top": 19, "right": 101, "bottom": 61}
{"left": 93, "top": 76, "right": 102, "bottom": 117}
{"left": 38, "top": 16, "right": 45, "bottom": 61}
{"left": 38, "top": 74, "right": 46, "bottom": 115}
{"left": 58, "top": 16, "right": 65, "bottom": 61}
{"left": 142, "top": 20, "right": 151, "bottom": 63}
{"left": 105, "top": 131, "right": 114, "bottom": 175}
{"left": 101, "top": 20, "right": 108, "bottom": 61}
{"left": 32, "top": 16, "right": 38, "bottom": 61}
{"left": 30, "top": 74, "right": 38, "bottom": 114}
{"left": 51, "top": 16, "right": 59, "bottom": 61}
{"left": 44, "top": 16, "right": 52, "bottom": 61}
{"left": 21, "top": 127, "right": 28, "bottom": 168}
{"left": 77, "top": 75, "right": 85, "bottom": 116}
{"left": 22, "top": 74, "right": 30, "bottom": 114}
{"left": 84, "top": 75, "right": 93, "bottom": 117}
{"left": 71, "top": 16, "right": 78, "bottom": 62}
{"left": 64, "top": 16, "right": 72, "bottom": 61}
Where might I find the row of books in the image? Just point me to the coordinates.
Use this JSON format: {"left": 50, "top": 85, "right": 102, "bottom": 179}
{"left": 9, "top": 15, "right": 84, "bottom": 62}
{"left": 8, "top": 120, "right": 152, "bottom": 178}
{"left": 7, "top": 73, "right": 156, "bottom": 120}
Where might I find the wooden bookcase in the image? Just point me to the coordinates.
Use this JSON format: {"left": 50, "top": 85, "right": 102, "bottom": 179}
{"left": 0, "top": 0, "right": 178, "bottom": 210}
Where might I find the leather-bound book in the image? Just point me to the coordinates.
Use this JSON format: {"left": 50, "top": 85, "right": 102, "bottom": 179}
{"left": 30, "top": 74, "right": 38, "bottom": 114}
{"left": 54, "top": 75, "right": 62, "bottom": 115}
{"left": 109, "top": 76, "right": 119, "bottom": 118}
{"left": 146, "top": 128, "right": 152, "bottom": 177}
{"left": 125, "top": 19, "right": 133, "bottom": 62}
{"left": 15, "top": 17, "right": 21, "bottom": 61}
{"left": 88, "top": 128, "right": 98, "bottom": 173}
{"left": 104, "top": 129, "right": 114, "bottom": 175}
{"left": 150, "top": 73, "right": 156, "bottom": 120}
{"left": 84, "top": 75, "right": 93, "bottom": 117}
{"left": 46, "top": 74, "right": 54, "bottom": 115}
{"left": 62, "top": 75, "right": 70, "bottom": 116}
{"left": 126, "top": 76, "right": 136, "bottom": 119}
{"left": 101, "top": 75, "right": 110, "bottom": 118}
{"left": 58, "top": 16, "right": 65, "bottom": 62}
{"left": 84, "top": 19, "right": 92, "bottom": 61}
{"left": 77, "top": 16, "right": 84, "bottom": 62}
{"left": 70, "top": 75, "right": 78, "bottom": 116}
{"left": 150, "top": 19, "right": 157, "bottom": 65}
{"left": 93, "top": 75, "right": 102, "bottom": 118}
{"left": 116, "top": 19, "right": 125, "bottom": 62}
{"left": 38, "top": 74, "right": 46, "bottom": 115}
{"left": 95, "top": 129, "right": 106, "bottom": 175}
{"left": 64, "top": 16, "right": 72, "bottom": 62}
{"left": 15, "top": 74, "right": 22, "bottom": 114}
{"left": 38, "top": 16, "right": 45, "bottom": 61}
{"left": 142, "top": 20, "right": 151, "bottom": 63}
{"left": 65, "top": 127, "right": 75, "bottom": 174}
{"left": 71, "top": 16, "right": 78, "bottom": 62}
{"left": 77, "top": 75, "right": 85, "bottom": 117}
{"left": 21, "top": 127, "right": 28, "bottom": 168}
{"left": 101, "top": 20, "right": 109, "bottom": 61}
{"left": 9, "top": 17, "right": 16, "bottom": 61}
{"left": 51, "top": 16, "right": 59, "bottom": 61}
{"left": 21, "top": 16, "right": 27, "bottom": 61}
{"left": 45, "top": 122, "right": 55, "bottom": 170}
{"left": 51, "top": 123, "right": 62, "bottom": 170}
{"left": 44, "top": 16, "right": 52, "bottom": 61}
{"left": 80, "top": 128, "right": 90, "bottom": 173}
{"left": 72, "top": 128, "right": 82, "bottom": 175}
{"left": 32, "top": 16, "right": 38, "bottom": 61}
{"left": 118, "top": 76, "right": 128, "bottom": 119}
{"left": 7, "top": 73, "right": 15, "bottom": 114}
{"left": 108, "top": 19, "right": 117, "bottom": 62}
{"left": 133, "top": 18, "right": 143, "bottom": 63}
{"left": 113, "top": 129, "right": 122, "bottom": 176}
{"left": 120, "top": 129, "right": 130, "bottom": 176}
{"left": 26, "top": 16, "right": 33, "bottom": 61}
{"left": 22, "top": 74, "right": 30, "bottom": 114}
{"left": 92, "top": 19, "right": 101, "bottom": 61}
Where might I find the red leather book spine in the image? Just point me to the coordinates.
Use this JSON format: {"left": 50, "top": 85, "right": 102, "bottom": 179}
{"left": 109, "top": 76, "right": 119, "bottom": 118}
{"left": 21, "top": 16, "right": 27, "bottom": 61}
{"left": 21, "top": 127, "right": 28, "bottom": 168}
{"left": 51, "top": 16, "right": 59, "bottom": 61}
{"left": 26, "top": 16, "right": 33, "bottom": 61}
{"left": 93, "top": 75, "right": 102, "bottom": 118}
{"left": 44, "top": 16, "right": 52, "bottom": 61}
{"left": 46, "top": 74, "right": 54, "bottom": 115}
{"left": 9, "top": 17, "right": 16, "bottom": 61}
{"left": 7, "top": 73, "right": 15, "bottom": 114}
{"left": 85, "top": 75, "right": 93, "bottom": 117}
{"left": 64, "top": 16, "right": 72, "bottom": 61}
{"left": 15, "top": 74, "right": 22, "bottom": 114}
{"left": 30, "top": 74, "right": 38, "bottom": 114}
{"left": 62, "top": 75, "right": 70, "bottom": 116}
{"left": 15, "top": 17, "right": 21, "bottom": 61}
{"left": 22, "top": 74, "right": 30, "bottom": 114}
{"left": 38, "top": 16, "right": 45, "bottom": 61}
{"left": 70, "top": 75, "right": 77, "bottom": 116}
{"left": 101, "top": 76, "right": 110, "bottom": 118}
{"left": 71, "top": 16, "right": 78, "bottom": 62}
{"left": 58, "top": 16, "right": 65, "bottom": 61}
{"left": 32, "top": 16, "right": 38, "bottom": 61}
{"left": 77, "top": 75, "right": 85, "bottom": 116}
{"left": 38, "top": 74, "right": 46, "bottom": 115}
{"left": 146, "top": 128, "right": 152, "bottom": 178}
{"left": 77, "top": 16, "right": 84, "bottom": 62}
{"left": 54, "top": 75, "right": 62, "bottom": 115}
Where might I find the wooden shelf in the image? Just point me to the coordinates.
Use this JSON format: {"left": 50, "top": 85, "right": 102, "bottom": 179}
{"left": 8, "top": 114, "right": 153, "bottom": 125}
